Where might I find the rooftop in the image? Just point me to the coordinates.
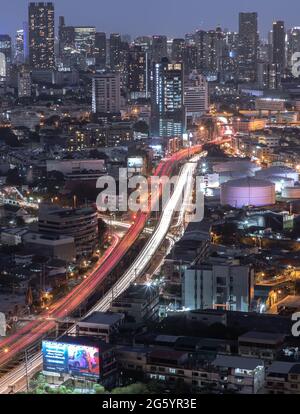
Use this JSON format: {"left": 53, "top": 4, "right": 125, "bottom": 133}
{"left": 80, "top": 312, "right": 124, "bottom": 325}
{"left": 238, "top": 331, "right": 286, "bottom": 345}
{"left": 213, "top": 355, "right": 264, "bottom": 370}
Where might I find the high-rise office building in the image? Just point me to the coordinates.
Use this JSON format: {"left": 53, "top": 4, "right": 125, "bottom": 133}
{"left": 15, "top": 30, "right": 25, "bottom": 64}
{"left": 74, "top": 26, "right": 96, "bottom": 66}
{"left": 151, "top": 35, "right": 168, "bottom": 63}
{"left": 109, "top": 33, "right": 122, "bottom": 70}
{"left": 171, "top": 38, "right": 185, "bottom": 62}
{"left": 95, "top": 32, "right": 107, "bottom": 69}
{"left": 28, "top": 2, "right": 55, "bottom": 69}
{"left": 183, "top": 44, "right": 198, "bottom": 75}
{"left": 18, "top": 65, "right": 32, "bottom": 98}
{"left": 194, "top": 30, "right": 209, "bottom": 72}
{"left": 184, "top": 71, "right": 209, "bottom": 119}
{"left": 257, "top": 62, "right": 281, "bottom": 90}
{"left": 151, "top": 58, "right": 185, "bottom": 137}
{"left": 127, "top": 46, "right": 149, "bottom": 99}
{"left": 272, "top": 21, "right": 286, "bottom": 71}
{"left": 0, "top": 35, "right": 12, "bottom": 67}
{"left": 238, "top": 12, "right": 258, "bottom": 81}
{"left": 92, "top": 73, "right": 121, "bottom": 114}
{"left": 134, "top": 36, "right": 152, "bottom": 54}
{"left": 58, "top": 16, "right": 75, "bottom": 59}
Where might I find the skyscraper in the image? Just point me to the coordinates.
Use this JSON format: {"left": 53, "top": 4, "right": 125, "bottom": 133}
{"left": 18, "top": 65, "right": 32, "bottom": 98}
{"left": 238, "top": 12, "right": 258, "bottom": 82}
{"left": 183, "top": 44, "right": 197, "bottom": 76}
{"left": 257, "top": 62, "right": 281, "bottom": 90}
{"left": 92, "top": 73, "right": 121, "bottom": 114}
{"left": 110, "top": 33, "right": 122, "bottom": 70}
{"left": 171, "top": 39, "right": 185, "bottom": 62}
{"left": 0, "top": 35, "right": 12, "bottom": 79}
{"left": 74, "top": 27, "right": 96, "bottom": 58}
{"left": 194, "top": 30, "right": 208, "bottom": 72}
{"left": 272, "top": 21, "right": 286, "bottom": 71}
{"left": 151, "top": 58, "right": 185, "bottom": 137}
{"left": 57, "top": 17, "right": 76, "bottom": 69}
{"left": 0, "top": 35, "right": 12, "bottom": 67}
{"left": 15, "top": 30, "right": 25, "bottom": 65}
{"left": 95, "top": 32, "right": 107, "bottom": 69}
{"left": 127, "top": 46, "right": 149, "bottom": 99}
{"left": 184, "top": 70, "right": 209, "bottom": 120}
{"left": 28, "top": 2, "right": 55, "bottom": 69}
{"left": 151, "top": 35, "right": 168, "bottom": 63}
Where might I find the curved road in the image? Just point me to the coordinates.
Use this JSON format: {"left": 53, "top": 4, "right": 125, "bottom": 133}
{"left": 0, "top": 145, "right": 202, "bottom": 377}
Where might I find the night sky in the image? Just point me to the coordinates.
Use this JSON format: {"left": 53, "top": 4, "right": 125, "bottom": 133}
{"left": 1, "top": 0, "right": 300, "bottom": 39}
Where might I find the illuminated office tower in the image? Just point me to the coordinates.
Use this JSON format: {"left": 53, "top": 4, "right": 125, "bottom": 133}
{"left": 184, "top": 71, "right": 209, "bottom": 119}
{"left": 0, "top": 35, "right": 12, "bottom": 67}
{"left": 238, "top": 12, "right": 258, "bottom": 81}
{"left": 15, "top": 29, "right": 25, "bottom": 64}
{"left": 58, "top": 16, "right": 75, "bottom": 59}
{"left": 127, "top": 46, "right": 149, "bottom": 99}
{"left": 74, "top": 27, "right": 96, "bottom": 60}
{"left": 151, "top": 58, "right": 185, "bottom": 137}
{"left": 28, "top": 2, "right": 55, "bottom": 69}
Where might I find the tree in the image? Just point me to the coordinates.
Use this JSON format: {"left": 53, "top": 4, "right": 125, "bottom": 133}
{"left": 111, "top": 383, "right": 149, "bottom": 394}
{"left": 93, "top": 384, "right": 106, "bottom": 394}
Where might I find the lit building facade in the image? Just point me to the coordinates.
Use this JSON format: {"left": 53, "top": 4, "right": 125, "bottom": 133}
{"left": 151, "top": 58, "right": 186, "bottom": 137}
{"left": 29, "top": 2, "right": 55, "bottom": 69}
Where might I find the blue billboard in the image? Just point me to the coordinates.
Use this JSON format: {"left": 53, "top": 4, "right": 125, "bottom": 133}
{"left": 42, "top": 341, "right": 100, "bottom": 379}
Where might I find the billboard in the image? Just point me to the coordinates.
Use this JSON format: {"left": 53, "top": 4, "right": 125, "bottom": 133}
{"left": 42, "top": 341, "right": 100, "bottom": 379}
{"left": 127, "top": 157, "right": 144, "bottom": 169}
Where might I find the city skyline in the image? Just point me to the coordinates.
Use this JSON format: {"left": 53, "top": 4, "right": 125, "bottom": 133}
{"left": 2, "top": 0, "right": 300, "bottom": 39}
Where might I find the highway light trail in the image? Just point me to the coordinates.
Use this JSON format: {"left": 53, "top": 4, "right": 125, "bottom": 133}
{"left": 86, "top": 154, "right": 201, "bottom": 315}
{"left": 0, "top": 145, "right": 202, "bottom": 393}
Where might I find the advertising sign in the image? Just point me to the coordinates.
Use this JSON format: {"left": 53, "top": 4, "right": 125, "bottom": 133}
{"left": 42, "top": 341, "right": 100, "bottom": 379}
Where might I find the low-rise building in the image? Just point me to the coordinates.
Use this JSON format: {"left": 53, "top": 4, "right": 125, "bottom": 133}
{"left": 76, "top": 312, "right": 125, "bottom": 343}
{"left": 110, "top": 284, "right": 160, "bottom": 323}
{"left": 266, "top": 361, "right": 300, "bottom": 394}
{"left": 183, "top": 257, "right": 254, "bottom": 312}
{"left": 38, "top": 206, "right": 98, "bottom": 258}
{"left": 238, "top": 331, "right": 286, "bottom": 361}
{"left": 23, "top": 232, "right": 76, "bottom": 262}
